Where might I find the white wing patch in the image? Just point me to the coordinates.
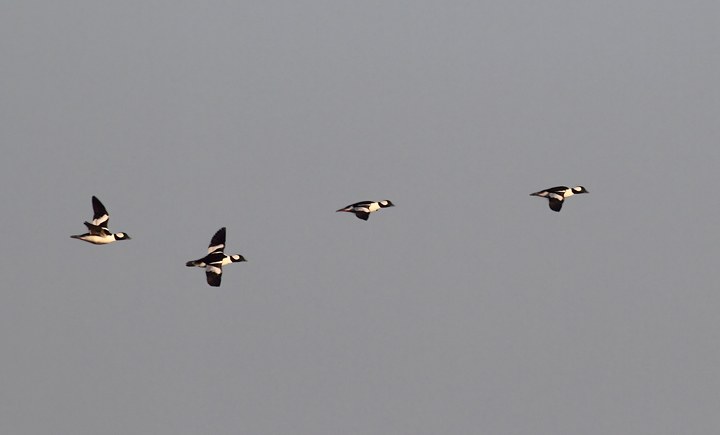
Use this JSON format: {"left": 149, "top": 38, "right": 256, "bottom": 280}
{"left": 206, "top": 265, "right": 222, "bottom": 275}
{"left": 93, "top": 214, "right": 109, "bottom": 228}
{"left": 208, "top": 243, "right": 225, "bottom": 254}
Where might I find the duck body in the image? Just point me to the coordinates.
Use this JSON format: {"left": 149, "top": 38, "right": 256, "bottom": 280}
{"left": 530, "top": 186, "right": 588, "bottom": 212}
{"left": 186, "top": 227, "right": 246, "bottom": 287}
{"left": 71, "top": 196, "right": 131, "bottom": 244}
{"left": 336, "top": 200, "right": 395, "bottom": 221}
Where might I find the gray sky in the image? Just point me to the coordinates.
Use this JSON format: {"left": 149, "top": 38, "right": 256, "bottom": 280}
{"left": 2, "top": 1, "right": 720, "bottom": 434}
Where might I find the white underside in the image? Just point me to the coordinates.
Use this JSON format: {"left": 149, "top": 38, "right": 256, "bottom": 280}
{"left": 79, "top": 234, "right": 115, "bottom": 244}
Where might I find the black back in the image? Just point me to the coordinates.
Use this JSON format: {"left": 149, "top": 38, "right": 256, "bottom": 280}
{"left": 349, "top": 201, "right": 373, "bottom": 208}
{"left": 544, "top": 186, "right": 569, "bottom": 193}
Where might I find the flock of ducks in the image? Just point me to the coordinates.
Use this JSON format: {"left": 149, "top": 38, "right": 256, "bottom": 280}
{"left": 71, "top": 187, "right": 588, "bottom": 286}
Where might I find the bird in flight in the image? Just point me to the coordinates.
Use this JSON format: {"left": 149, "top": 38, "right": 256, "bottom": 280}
{"left": 336, "top": 200, "right": 395, "bottom": 221}
{"left": 186, "top": 227, "right": 247, "bottom": 287}
{"left": 530, "top": 186, "right": 588, "bottom": 212}
{"left": 71, "top": 196, "right": 131, "bottom": 244}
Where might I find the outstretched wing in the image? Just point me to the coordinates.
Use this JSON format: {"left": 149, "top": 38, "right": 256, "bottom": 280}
{"left": 548, "top": 193, "right": 564, "bottom": 212}
{"left": 91, "top": 196, "right": 110, "bottom": 228}
{"left": 84, "top": 221, "right": 111, "bottom": 236}
{"left": 208, "top": 227, "right": 226, "bottom": 254}
{"left": 355, "top": 211, "right": 370, "bottom": 220}
{"left": 206, "top": 265, "right": 222, "bottom": 287}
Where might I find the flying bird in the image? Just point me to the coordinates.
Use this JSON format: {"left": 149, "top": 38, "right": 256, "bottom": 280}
{"left": 70, "top": 196, "right": 131, "bottom": 244}
{"left": 336, "top": 200, "right": 395, "bottom": 221}
{"left": 530, "top": 186, "right": 588, "bottom": 212}
{"left": 186, "top": 227, "right": 246, "bottom": 287}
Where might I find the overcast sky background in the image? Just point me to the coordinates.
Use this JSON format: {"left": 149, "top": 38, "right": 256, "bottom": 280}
{"left": 2, "top": 1, "right": 720, "bottom": 434}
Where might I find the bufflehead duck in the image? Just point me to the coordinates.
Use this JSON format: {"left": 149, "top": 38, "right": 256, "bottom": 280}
{"left": 186, "top": 227, "right": 246, "bottom": 287}
{"left": 70, "top": 196, "right": 131, "bottom": 244}
{"left": 336, "top": 200, "right": 395, "bottom": 221}
{"left": 530, "top": 186, "right": 588, "bottom": 212}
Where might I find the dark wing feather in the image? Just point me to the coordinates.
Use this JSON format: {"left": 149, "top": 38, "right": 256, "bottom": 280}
{"left": 208, "top": 227, "right": 226, "bottom": 254}
{"left": 548, "top": 198, "right": 564, "bottom": 212}
{"left": 83, "top": 221, "right": 111, "bottom": 236}
{"left": 355, "top": 211, "right": 370, "bottom": 220}
{"left": 91, "top": 196, "right": 110, "bottom": 228}
{"left": 206, "top": 265, "right": 222, "bottom": 287}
